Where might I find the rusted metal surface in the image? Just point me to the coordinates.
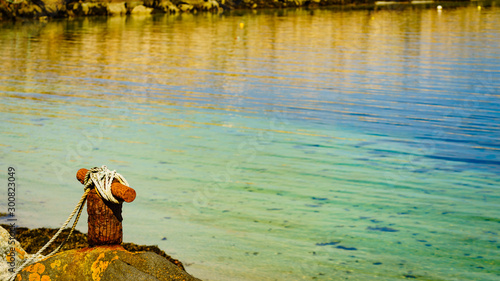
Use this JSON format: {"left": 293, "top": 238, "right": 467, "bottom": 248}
{"left": 75, "top": 168, "right": 136, "bottom": 246}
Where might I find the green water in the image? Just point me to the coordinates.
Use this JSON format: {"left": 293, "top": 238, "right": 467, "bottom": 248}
{"left": 1, "top": 3, "right": 499, "bottom": 280}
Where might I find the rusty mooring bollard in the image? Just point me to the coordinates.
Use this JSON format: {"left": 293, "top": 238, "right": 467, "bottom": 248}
{"left": 76, "top": 168, "right": 136, "bottom": 246}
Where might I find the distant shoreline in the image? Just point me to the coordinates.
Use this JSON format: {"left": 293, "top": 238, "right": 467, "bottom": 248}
{"left": 0, "top": 0, "right": 473, "bottom": 22}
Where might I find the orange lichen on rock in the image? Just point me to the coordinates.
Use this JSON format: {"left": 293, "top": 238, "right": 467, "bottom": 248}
{"left": 17, "top": 244, "right": 201, "bottom": 281}
{"left": 26, "top": 263, "right": 47, "bottom": 281}
{"left": 26, "top": 263, "right": 45, "bottom": 274}
{"left": 50, "top": 260, "right": 61, "bottom": 270}
{"left": 91, "top": 253, "right": 108, "bottom": 281}
{"left": 91, "top": 252, "right": 120, "bottom": 281}
{"left": 34, "top": 264, "right": 45, "bottom": 275}
{"left": 28, "top": 273, "right": 40, "bottom": 281}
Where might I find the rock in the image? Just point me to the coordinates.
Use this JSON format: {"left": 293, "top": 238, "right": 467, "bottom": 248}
{"left": 174, "top": 0, "right": 220, "bottom": 11}
{"left": 178, "top": 3, "right": 194, "bottom": 12}
{"left": 0, "top": 0, "right": 360, "bottom": 20}
{"left": 16, "top": 1, "right": 44, "bottom": 18}
{"left": 126, "top": 1, "right": 144, "bottom": 12}
{"left": 0, "top": 224, "right": 186, "bottom": 272}
{"left": 158, "top": 0, "right": 179, "bottom": 13}
{"left": 131, "top": 4, "right": 154, "bottom": 14}
{"left": 14, "top": 245, "right": 201, "bottom": 281}
{"left": 201, "top": 0, "right": 219, "bottom": 11}
{"left": 43, "top": 0, "right": 66, "bottom": 16}
{"left": 81, "top": 3, "right": 90, "bottom": 15}
{"left": 69, "top": 2, "right": 107, "bottom": 17}
{"left": 0, "top": 226, "right": 31, "bottom": 281}
{"left": 107, "top": 2, "right": 127, "bottom": 15}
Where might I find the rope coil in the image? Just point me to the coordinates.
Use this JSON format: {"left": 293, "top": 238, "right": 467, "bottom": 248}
{"left": 8, "top": 166, "right": 128, "bottom": 281}
{"left": 84, "top": 165, "right": 128, "bottom": 204}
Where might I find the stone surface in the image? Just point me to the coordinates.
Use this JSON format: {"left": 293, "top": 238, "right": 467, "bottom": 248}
{"left": 43, "top": 0, "right": 66, "bottom": 16}
{"left": 14, "top": 245, "right": 201, "bottom": 281}
{"left": 131, "top": 4, "right": 154, "bottom": 14}
{"left": 158, "top": 0, "right": 179, "bottom": 13}
{"left": 0, "top": 226, "right": 31, "bottom": 281}
{"left": 201, "top": 0, "right": 219, "bottom": 11}
{"left": 125, "top": 1, "right": 143, "bottom": 12}
{"left": 70, "top": 2, "right": 108, "bottom": 17}
{"left": 0, "top": 224, "right": 187, "bottom": 271}
{"left": 178, "top": 3, "right": 194, "bottom": 12}
{"left": 107, "top": 2, "right": 127, "bottom": 15}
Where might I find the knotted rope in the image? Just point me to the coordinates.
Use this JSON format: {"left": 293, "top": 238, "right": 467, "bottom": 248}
{"left": 84, "top": 165, "right": 128, "bottom": 204}
{"left": 8, "top": 166, "right": 127, "bottom": 281}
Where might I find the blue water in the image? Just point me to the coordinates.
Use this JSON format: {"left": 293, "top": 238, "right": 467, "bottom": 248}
{"left": 1, "top": 3, "right": 499, "bottom": 280}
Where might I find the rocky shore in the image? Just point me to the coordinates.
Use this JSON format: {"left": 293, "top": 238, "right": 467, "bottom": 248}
{"left": 0, "top": 0, "right": 375, "bottom": 21}
{"left": 1, "top": 224, "right": 198, "bottom": 280}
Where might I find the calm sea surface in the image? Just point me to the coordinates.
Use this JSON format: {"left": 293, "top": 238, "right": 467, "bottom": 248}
{"left": 1, "top": 3, "right": 499, "bottom": 280}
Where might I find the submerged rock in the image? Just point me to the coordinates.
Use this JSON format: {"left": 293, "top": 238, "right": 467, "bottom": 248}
{"left": 14, "top": 245, "right": 201, "bottom": 281}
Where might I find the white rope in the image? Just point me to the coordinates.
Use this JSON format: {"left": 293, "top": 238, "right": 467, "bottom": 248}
{"left": 8, "top": 189, "right": 89, "bottom": 281}
{"left": 8, "top": 166, "right": 127, "bottom": 281}
{"left": 85, "top": 165, "right": 128, "bottom": 204}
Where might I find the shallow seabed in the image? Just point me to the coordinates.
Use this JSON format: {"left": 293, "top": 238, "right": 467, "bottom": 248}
{"left": 1, "top": 2, "right": 499, "bottom": 280}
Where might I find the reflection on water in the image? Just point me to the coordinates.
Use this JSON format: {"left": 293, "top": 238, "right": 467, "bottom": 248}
{"left": 1, "top": 3, "right": 500, "bottom": 281}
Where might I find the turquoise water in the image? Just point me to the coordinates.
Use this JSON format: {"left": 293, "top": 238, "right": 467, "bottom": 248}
{"left": 1, "top": 3, "right": 499, "bottom": 280}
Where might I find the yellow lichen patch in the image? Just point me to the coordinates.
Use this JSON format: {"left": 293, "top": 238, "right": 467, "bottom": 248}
{"left": 16, "top": 273, "right": 22, "bottom": 280}
{"left": 40, "top": 275, "right": 51, "bottom": 281}
{"left": 50, "top": 260, "right": 61, "bottom": 269}
{"left": 28, "top": 273, "right": 40, "bottom": 281}
{"left": 33, "top": 264, "right": 45, "bottom": 274}
{"left": 91, "top": 252, "right": 111, "bottom": 281}
{"left": 25, "top": 263, "right": 45, "bottom": 274}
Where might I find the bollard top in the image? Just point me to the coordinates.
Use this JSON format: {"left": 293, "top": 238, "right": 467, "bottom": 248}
{"left": 76, "top": 168, "right": 136, "bottom": 203}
